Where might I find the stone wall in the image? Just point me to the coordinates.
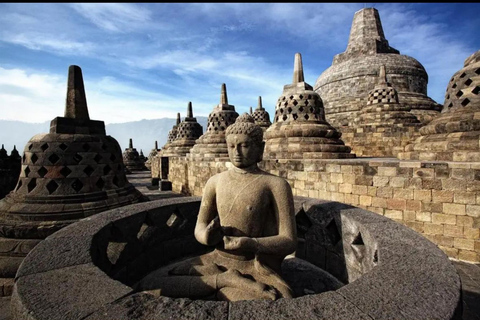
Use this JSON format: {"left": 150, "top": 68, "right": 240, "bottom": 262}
{"left": 161, "top": 156, "right": 480, "bottom": 263}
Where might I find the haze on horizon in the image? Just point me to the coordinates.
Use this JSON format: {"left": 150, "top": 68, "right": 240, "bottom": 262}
{"left": 0, "top": 3, "right": 479, "bottom": 125}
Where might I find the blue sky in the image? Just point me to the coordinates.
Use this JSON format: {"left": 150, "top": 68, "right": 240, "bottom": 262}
{"left": 0, "top": 3, "right": 479, "bottom": 124}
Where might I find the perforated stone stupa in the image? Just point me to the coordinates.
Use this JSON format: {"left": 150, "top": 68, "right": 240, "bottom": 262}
{"left": 188, "top": 84, "right": 239, "bottom": 160}
{"left": 398, "top": 50, "right": 480, "bottom": 161}
{"left": 159, "top": 113, "right": 181, "bottom": 157}
{"left": 145, "top": 141, "right": 159, "bottom": 170}
{"left": 264, "top": 53, "right": 354, "bottom": 160}
{"left": 122, "top": 139, "right": 147, "bottom": 171}
{"left": 343, "top": 65, "right": 422, "bottom": 157}
{"left": 0, "top": 145, "right": 21, "bottom": 199}
{"left": 251, "top": 96, "right": 272, "bottom": 132}
{"left": 0, "top": 65, "right": 145, "bottom": 282}
{"left": 168, "top": 102, "right": 204, "bottom": 157}
{"left": 315, "top": 8, "right": 441, "bottom": 129}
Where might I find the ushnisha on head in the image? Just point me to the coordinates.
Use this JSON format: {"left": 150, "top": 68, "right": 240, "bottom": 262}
{"left": 225, "top": 113, "right": 265, "bottom": 168}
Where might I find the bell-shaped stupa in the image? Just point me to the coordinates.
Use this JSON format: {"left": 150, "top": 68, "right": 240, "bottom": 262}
{"left": 251, "top": 96, "right": 272, "bottom": 132}
{"left": 159, "top": 113, "right": 181, "bottom": 157}
{"left": 0, "top": 145, "right": 22, "bottom": 199}
{"left": 315, "top": 8, "right": 441, "bottom": 129}
{"left": 188, "top": 84, "right": 239, "bottom": 160}
{"left": 264, "top": 53, "right": 354, "bottom": 160}
{"left": 398, "top": 50, "right": 480, "bottom": 161}
{"left": 0, "top": 65, "right": 145, "bottom": 282}
{"left": 345, "top": 65, "right": 422, "bottom": 157}
{"left": 122, "top": 138, "right": 147, "bottom": 171}
{"left": 169, "top": 102, "right": 204, "bottom": 156}
{"left": 145, "top": 141, "right": 160, "bottom": 170}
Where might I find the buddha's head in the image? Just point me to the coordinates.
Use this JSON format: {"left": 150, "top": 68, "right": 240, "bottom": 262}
{"left": 226, "top": 113, "right": 264, "bottom": 168}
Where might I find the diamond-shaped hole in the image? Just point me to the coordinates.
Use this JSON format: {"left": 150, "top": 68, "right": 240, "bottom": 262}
{"left": 352, "top": 232, "right": 364, "bottom": 245}
{"left": 22, "top": 154, "right": 26, "bottom": 162}
{"left": 110, "top": 154, "right": 116, "bottom": 162}
{"left": 287, "top": 107, "right": 293, "bottom": 113}
{"left": 461, "top": 98, "right": 470, "bottom": 107}
{"left": 46, "top": 180, "right": 58, "bottom": 194}
{"left": 299, "top": 94, "right": 303, "bottom": 99}
{"left": 452, "top": 83, "right": 457, "bottom": 89}
{"left": 27, "top": 178, "right": 37, "bottom": 193}
{"left": 38, "top": 166, "right": 48, "bottom": 178}
{"left": 60, "top": 166, "right": 72, "bottom": 177}
{"left": 82, "top": 143, "right": 90, "bottom": 152}
{"left": 96, "top": 178, "right": 105, "bottom": 189}
{"left": 101, "top": 143, "right": 108, "bottom": 151}
{"left": 373, "top": 250, "right": 378, "bottom": 264}
{"left": 71, "top": 179, "right": 83, "bottom": 192}
{"left": 103, "top": 165, "right": 112, "bottom": 175}
{"left": 282, "top": 114, "right": 288, "bottom": 121}
{"left": 24, "top": 166, "right": 31, "bottom": 177}
{"left": 460, "top": 72, "right": 466, "bottom": 78}
{"left": 475, "top": 68, "right": 480, "bottom": 75}
{"left": 31, "top": 154, "right": 38, "bottom": 164}
{"left": 456, "top": 90, "right": 463, "bottom": 97}
{"left": 326, "top": 219, "right": 341, "bottom": 245}
{"left": 73, "top": 153, "right": 83, "bottom": 163}
{"left": 292, "top": 113, "right": 298, "bottom": 120}
{"left": 28, "top": 144, "right": 33, "bottom": 151}
{"left": 292, "top": 100, "right": 298, "bottom": 106}
{"left": 298, "top": 106, "right": 304, "bottom": 112}
{"left": 304, "top": 114, "right": 310, "bottom": 120}
{"left": 465, "top": 78, "right": 473, "bottom": 86}
{"left": 48, "top": 153, "right": 60, "bottom": 164}
{"left": 84, "top": 165, "right": 94, "bottom": 177}
{"left": 59, "top": 143, "right": 68, "bottom": 151}
{"left": 40, "top": 143, "right": 49, "bottom": 152}
{"left": 472, "top": 86, "right": 480, "bottom": 95}
{"left": 94, "top": 154, "right": 102, "bottom": 163}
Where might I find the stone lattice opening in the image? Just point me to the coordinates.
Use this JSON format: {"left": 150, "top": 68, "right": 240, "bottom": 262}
{"left": 37, "top": 166, "right": 48, "bottom": 178}
{"left": 48, "top": 153, "right": 60, "bottom": 164}
{"left": 46, "top": 180, "right": 59, "bottom": 194}
{"left": 60, "top": 166, "right": 72, "bottom": 177}
{"left": 27, "top": 178, "right": 36, "bottom": 193}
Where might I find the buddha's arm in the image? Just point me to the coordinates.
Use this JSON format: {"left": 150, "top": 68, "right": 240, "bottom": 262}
{"left": 194, "top": 176, "right": 223, "bottom": 246}
{"left": 224, "top": 179, "right": 297, "bottom": 257}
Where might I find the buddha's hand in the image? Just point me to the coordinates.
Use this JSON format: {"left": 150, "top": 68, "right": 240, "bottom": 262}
{"left": 223, "top": 236, "right": 258, "bottom": 253}
{"left": 205, "top": 217, "right": 224, "bottom": 245}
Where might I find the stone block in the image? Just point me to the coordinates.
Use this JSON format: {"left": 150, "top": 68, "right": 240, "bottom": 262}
{"left": 416, "top": 212, "right": 431, "bottom": 222}
{"left": 443, "top": 203, "right": 466, "bottom": 215}
{"left": 444, "top": 225, "right": 464, "bottom": 238}
{"left": 466, "top": 204, "right": 480, "bottom": 218}
{"left": 457, "top": 216, "right": 474, "bottom": 227}
{"left": 432, "top": 190, "right": 454, "bottom": 203}
{"left": 432, "top": 213, "right": 457, "bottom": 225}
{"left": 394, "top": 188, "right": 414, "bottom": 200}
{"left": 424, "top": 223, "right": 444, "bottom": 235}
{"left": 414, "top": 190, "right": 431, "bottom": 202}
{"left": 454, "top": 238, "right": 475, "bottom": 251}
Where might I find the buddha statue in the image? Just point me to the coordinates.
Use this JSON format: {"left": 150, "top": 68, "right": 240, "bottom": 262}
{"left": 134, "top": 113, "right": 297, "bottom": 301}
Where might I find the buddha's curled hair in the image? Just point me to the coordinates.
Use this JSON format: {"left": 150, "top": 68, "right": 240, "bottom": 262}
{"left": 226, "top": 113, "right": 263, "bottom": 143}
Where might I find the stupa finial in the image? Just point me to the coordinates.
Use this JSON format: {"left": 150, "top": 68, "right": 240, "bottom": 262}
{"left": 220, "top": 83, "right": 228, "bottom": 105}
{"left": 249, "top": 106, "right": 253, "bottom": 114}
{"left": 129, "top": 138, "right": 133, "bottom": 149}
{"left": 378, "top": 65, "right": 387, "bottom": 85}
{"left": 64, "top": 65, "right": 90, "bottom": 120}
{"left": 187, "top": 102, "right": 193, "bottom": 118}
{"left": 176, "top": 113, "right": 181, "bottom": 125}
{"left": 155, "top": 141, "right": 158, "bottom": 150}
{"left": 257, "top": 96, "right": 264, "bottom": 110}
{"left": 293, "top": 53, "right": 305, "bottom": 84}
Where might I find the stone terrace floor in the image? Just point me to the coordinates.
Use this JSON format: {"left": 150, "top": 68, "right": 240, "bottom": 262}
{"left": 0, "top": 171, "right": 479, "bottom": 319}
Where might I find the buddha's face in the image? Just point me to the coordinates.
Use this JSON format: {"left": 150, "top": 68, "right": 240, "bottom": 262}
{"left": 226, "top": 134, "right": 264, "bottom": 168}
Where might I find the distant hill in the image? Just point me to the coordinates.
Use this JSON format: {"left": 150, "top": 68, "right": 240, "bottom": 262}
{"left": 0, "top": 117, "right": 208, "bottom": 157}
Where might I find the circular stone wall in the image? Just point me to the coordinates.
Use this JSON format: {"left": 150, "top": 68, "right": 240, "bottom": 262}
{"left": 11, "top": 197, "right": 462, "bottom": 320}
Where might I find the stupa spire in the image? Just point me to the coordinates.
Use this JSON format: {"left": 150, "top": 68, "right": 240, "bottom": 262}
{"left": 155, "top": 141, "right": 158, "bottom": 150}
{"left": 187, "top": 102, "right": 193, "bottom": 118}
{"left": 220, "top": 83, "right": 228, "bottom": 105}
{"left": 257, "top": 96, "right": 264, "bottom": 110}
{"left": 64, "top": 65, "right": 90, "bottom": 120}
{"left": 129, "top": 138, "right": 133, "bottom": 149}
{"left": 176, "top": 113, "right": 181, "bottom": 125}
{"left": 250, "top": 106, "right": 253, "bottom": 114}
{"left": 378, "top": 65, "right": 388, "bottom": 85}
{"left": 293, "top": 53, "right": 305, "bottom": 84}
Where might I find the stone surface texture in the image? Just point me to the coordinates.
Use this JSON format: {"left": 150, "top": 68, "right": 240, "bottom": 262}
{"left": 11, "top": 197, "right": 462, "bottom": 320}
{"left": 144, "top": 141, "right": 159, "bottom": 170}
{"left": 264, "top": 53, "right": 355, "bottom": 160}
{"left": 159, "top": 113, "right": 181, "bottom": 156}
{"left": 314, "top": 8, "right": 441, "bottom": 132}
{"left": 398, "top": 50, "right": 480, "bottom": 162}
{"left": 0, "top": 65, "right": 145, "bottom": 283}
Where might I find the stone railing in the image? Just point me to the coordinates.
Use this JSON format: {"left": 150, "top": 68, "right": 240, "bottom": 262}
{"left": 12, "top": 197, "right": 461, "bottom": 320}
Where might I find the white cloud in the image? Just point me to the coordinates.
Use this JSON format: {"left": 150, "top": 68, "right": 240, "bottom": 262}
{"left": 3, "top": 33, "right": 95, "bottom": 55}
{"left": 70, "top": 3, "right": 153, "bottom": 32}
